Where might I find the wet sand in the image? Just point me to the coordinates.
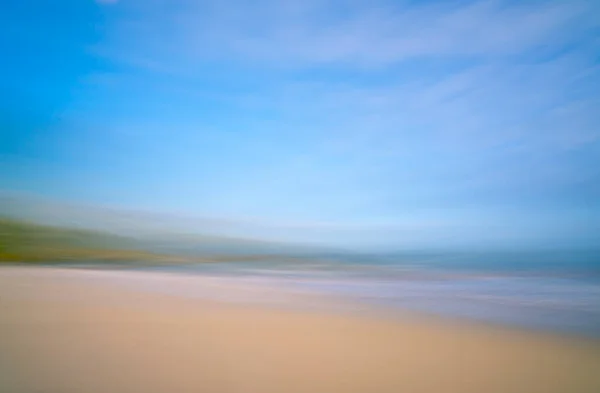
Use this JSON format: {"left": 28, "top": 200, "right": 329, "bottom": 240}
{"left": 1, "top": 267, "right": 599, "bottom": 393}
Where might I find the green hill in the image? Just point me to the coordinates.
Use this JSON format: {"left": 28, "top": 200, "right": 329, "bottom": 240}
{"left": 0, "top": 218, "right": 162, "bottom": 263}
{"left": 0, "top": 219, "right": 320, "bottom": 265}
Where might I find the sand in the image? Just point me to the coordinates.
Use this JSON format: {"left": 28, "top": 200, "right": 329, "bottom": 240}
{"left": 1, "top": 267, "right": 599, "bottom": 393}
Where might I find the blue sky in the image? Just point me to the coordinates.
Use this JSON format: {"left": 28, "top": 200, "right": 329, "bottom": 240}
{"left": 1, "top": 0, "right": 599, "bottom": 249}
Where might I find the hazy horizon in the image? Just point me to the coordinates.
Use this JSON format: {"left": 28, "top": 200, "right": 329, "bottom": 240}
{"left": 2, "top": 192, "right": 599, "bottom": 255}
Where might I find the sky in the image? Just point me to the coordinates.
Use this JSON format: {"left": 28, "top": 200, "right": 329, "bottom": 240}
{"left": 1, "top": 0, "right": 599, "bottom": 249}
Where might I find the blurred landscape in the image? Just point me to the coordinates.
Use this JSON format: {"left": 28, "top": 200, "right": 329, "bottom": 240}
{"left": 2, "top": 0, "right": 600, "bottom": 392}
{"left": 0, "top": 193, "right": 339, "bottom": 264}
{"left": 2, "top": 194, "right": 600, "bottom": 337}
{"left": 0, "top": 217, "right": 320, "bottom": 265}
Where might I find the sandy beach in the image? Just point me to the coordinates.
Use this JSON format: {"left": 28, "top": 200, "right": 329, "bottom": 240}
{"left": 1, "top": 267, "right": 599, "bottom": 393}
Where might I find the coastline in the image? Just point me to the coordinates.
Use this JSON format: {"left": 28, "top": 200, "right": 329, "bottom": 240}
{"left": 28, "top": 263, "right": 600, "bottom": 337}
{"left": 1, "top": 266, "right": 600, "bottom": 393}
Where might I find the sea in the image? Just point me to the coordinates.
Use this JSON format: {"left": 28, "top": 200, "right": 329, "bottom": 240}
{"left": 78, "top": 249, "right": 600, "bottom": 337}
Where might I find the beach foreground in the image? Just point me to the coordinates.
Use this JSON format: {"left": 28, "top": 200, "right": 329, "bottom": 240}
{"left": 1, "top": 267, "right": 599, "bottom": 393}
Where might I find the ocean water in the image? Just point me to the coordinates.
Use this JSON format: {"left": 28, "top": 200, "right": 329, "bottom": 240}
{"left": 126, "top": 250, "right": 600, "bottom": 336}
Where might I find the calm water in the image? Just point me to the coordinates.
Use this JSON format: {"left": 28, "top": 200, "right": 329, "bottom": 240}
{"left": 86, "top": 250, "right": 600, "bottom": 336}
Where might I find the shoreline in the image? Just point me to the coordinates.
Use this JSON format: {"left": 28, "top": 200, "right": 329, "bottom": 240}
{"left": 8, "top": 264, "right": 599, "bottom": 339}
{"left": 1, "top": 266, "right": 600, "bottom": 393}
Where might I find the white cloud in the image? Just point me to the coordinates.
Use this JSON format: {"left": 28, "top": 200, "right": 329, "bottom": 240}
{"left": 76, "top": 0, "right": 600, "bottom": 229}
{"left": 100, "top": 0, "right": 597, "bottom": 68}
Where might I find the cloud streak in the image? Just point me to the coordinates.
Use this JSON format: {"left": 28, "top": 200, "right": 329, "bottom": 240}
{"left": 15, "top": 0, "right": 598, "bottom": 248}
{"left": 100, "top": 0, "right": 597, "bottom": 68}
